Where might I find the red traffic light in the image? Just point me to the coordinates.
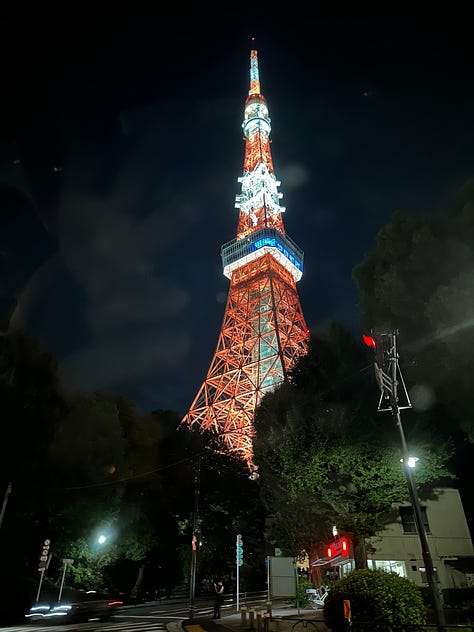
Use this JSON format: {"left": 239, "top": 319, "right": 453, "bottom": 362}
{"left": 363, "top": 334, "right": 376, "bottom": 348}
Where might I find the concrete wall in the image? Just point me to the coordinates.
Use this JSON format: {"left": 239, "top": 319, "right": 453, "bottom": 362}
{"left": 366, "top": 488, "right": 474, "bottom": 588}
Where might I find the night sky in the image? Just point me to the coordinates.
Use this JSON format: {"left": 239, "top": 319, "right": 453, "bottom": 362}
{"left": 1, "top": 10, "right": 473, "bottom": 416}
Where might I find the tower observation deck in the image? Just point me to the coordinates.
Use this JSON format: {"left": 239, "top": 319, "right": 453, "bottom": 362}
{"left": 182, "top": 50, "right": 309, "bottom": 472}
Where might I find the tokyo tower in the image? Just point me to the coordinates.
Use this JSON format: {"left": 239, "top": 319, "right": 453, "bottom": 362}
{"left": 182, "top": 50, "right": 309, "bottom": 470}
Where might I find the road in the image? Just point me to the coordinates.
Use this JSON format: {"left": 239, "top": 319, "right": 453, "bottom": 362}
{"left": 1, "top": 590, "right": 272, "bottom": 632}
{"left": 0, "top": 598, "right": 231, "bottom": 632}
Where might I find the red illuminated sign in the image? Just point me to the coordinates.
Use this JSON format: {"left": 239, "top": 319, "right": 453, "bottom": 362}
{"left": 326, "top": 537, "right": 349, "bottom": 559}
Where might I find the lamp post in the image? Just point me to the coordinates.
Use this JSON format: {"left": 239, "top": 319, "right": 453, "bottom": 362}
{"left": 189, "top": 453, "right": 201, "bottom": 620}
{"left": 0, "top": 481, "right": 12, "bottom": 530}
{"left": 365, "top": 330, "right": 446, "bottom": 629}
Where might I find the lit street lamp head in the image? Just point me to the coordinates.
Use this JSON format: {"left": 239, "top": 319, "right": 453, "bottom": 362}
{"left": 400, "top": 456, "right": 419, "bottom": 468}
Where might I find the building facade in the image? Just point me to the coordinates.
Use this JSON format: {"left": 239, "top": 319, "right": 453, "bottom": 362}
{"left": 311, "top": 488, "right": 474, "bottom": 590}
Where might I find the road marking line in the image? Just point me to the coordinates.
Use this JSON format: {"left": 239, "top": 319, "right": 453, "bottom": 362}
{"left": 114, "top": 615, "right": 167, "bottom": 620}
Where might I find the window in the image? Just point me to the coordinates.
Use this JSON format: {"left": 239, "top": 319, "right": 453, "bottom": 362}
{"left": 399, "top": 505, "right": 430, "bottom": 534}
{"left": 338, "top": 560, "right": 355, "bottom": 577}
{"left": 369, "top": 560, "right": 407, "bottom": 577}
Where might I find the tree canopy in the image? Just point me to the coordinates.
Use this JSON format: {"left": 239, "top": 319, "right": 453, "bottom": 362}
{"left": 253, "top": 323, "right": 454, "bottom": 567}
{"left": 353, "top": 177, "right": 474, "bottom": 443}
{"left": 0, "top": 330, "right": 268, "bottom": 615}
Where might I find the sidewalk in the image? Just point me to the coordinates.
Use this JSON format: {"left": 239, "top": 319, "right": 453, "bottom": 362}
{"left": 169, "top": 605, "right": 329, "bottom": 632}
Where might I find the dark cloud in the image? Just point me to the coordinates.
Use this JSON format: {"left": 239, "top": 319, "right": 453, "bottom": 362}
{"left": 60, "top": 328, "right": 191, "bottom": 393}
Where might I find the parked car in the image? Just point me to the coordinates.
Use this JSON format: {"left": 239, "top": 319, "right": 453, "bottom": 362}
{"left": 26, "top": 591, "right": 124, "bottom": 622}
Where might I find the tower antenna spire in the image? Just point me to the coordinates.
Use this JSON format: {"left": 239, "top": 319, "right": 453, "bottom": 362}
{"left": 249, "top": 49, "right": 261, "bottom": 96}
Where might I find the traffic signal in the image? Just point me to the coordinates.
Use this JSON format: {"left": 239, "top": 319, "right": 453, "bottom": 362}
{"left": 363, "top": 330, "right": 412, "bottom": 413}
{"left": 363, "top": 331, "right": 393, "bottom": 396}
{"left": 236, "top": 533, "right": 243, "bottom": 566}
{"left": 362, "top": 334, "right": 376, "bottom": 349}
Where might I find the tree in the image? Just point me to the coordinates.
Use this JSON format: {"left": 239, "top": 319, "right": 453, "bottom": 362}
{"left": 0, "top": 332, "right": 68, "bottom": 486}
{"left": 353, "top": 177, "right": 474, "bottom": 443}
{"left": 193, "top": 441, "right": 267, "bottom": 591}
{"left": 48, "top": 398, "right": 184, "bottom": 597}
{"left": 253, "top": 323, "right": 454, "bottom": 568}
{"left": 159, "top": 426, "right": 267, "bottom": 594}
{"left": 0, "top": 332, "right": 70, "bottom": 581}
{"left": 0, "top": 331, "right": 197, "bottom": 607}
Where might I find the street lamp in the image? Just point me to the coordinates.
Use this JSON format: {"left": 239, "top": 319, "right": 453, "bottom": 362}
{"left": 400, "top": 456, "right": 419, "bottom": 468}
{"left": 98, "top": 535, "right": 107, "bottom": 545}
{"left": 364, "top": 330, "right": 446, "bottom": 630}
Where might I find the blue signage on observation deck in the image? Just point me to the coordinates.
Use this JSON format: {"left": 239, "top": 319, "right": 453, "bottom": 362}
{"left": 252, "top": 236, "right": 302, "bottom": 271}
{"left": 221, "top": 228, "right": 304, "bottom": 277}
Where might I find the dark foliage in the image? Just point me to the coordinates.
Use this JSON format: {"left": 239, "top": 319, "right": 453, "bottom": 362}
{"left": 323, "top": 569, "right": 426, "bottom": 631}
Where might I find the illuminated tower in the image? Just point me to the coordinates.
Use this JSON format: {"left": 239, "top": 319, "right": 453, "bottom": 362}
{"left": 183, "top": 50, "right": 309, "bottom": 469}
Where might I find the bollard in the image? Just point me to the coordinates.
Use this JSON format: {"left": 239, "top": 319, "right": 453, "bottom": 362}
{"left": 248, "top": 608, "right": 255, "bottom": 630}
{"left": 266, "top": 601, "right": 272, "bottom": 616}
{"left": 240, "top": 605, "right": 248, "bottom": 627}
{"left": 256, "top": 609, "right": 262, "bottom": 632}
{"left": 264, "top": 612, "right": 271, "bottom": 632}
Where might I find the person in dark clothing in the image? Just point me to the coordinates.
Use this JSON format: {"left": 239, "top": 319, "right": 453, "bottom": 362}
{"left": 213, "top": 581, "right": 224, "bottom": 619}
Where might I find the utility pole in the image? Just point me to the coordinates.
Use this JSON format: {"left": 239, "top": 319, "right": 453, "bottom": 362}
{"left": 364, "top": 330, "right": 446, "bottom": 629}
{"left": 0, "top": 481, "right": 12, "bottom": 530}
{"left": 189, "top": 454, "right": 201, "bottom": 620}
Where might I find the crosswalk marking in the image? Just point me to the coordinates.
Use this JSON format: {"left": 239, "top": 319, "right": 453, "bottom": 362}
{"left": 1, "top": 620, "right": 167, "bottom": 632}
{"left": 102, "top": 623, "right": 166, "bottom": 630}
{"left": 102, "top": 623, "right": 165, "bottom": 629}
{"left": 115, "top": 613, "right": 171, "bottom": 619}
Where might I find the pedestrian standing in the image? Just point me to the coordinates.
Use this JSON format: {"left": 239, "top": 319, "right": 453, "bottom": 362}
{"left": 213, "top": 580, "right": 224, "bottom": 619}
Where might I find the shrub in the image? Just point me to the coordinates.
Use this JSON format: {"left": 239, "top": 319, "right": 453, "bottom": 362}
{"left": 293, "top": 578, "right": 314, "bottom": 608}
{"left": 323, "top": 569, "right": 427, "bottom": 631}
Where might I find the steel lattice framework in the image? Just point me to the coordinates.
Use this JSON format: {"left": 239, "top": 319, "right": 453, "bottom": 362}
{"left": 182, "top": 50, "right": 309, "bottom": 471}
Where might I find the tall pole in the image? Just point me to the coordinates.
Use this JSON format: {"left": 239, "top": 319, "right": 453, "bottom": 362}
{"left": 236, "top": 549, "right": 240, "bottom": 611}
{"left": 189, "top": 454, "right": 201, "bottom": 619}
{"left": 0, "top": 481, "right": 12, "bottom": 530}
{"left": 58, "top": 561, "right": 68, "bottom": 603}
{"left": 387, "top": 332, "right": 445, "bottom": 629}
{"left": 35, "top": 570, "right": 45, "bottom": 604}
{"left": 236, "top": 534, "right": 243, "bottom": 611}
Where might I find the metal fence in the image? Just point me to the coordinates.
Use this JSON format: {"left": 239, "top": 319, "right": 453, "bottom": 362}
{"left": 260, "top": 616, "right": 474, "bottom": 632}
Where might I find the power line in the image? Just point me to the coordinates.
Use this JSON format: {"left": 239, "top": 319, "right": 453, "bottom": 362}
{"left": 64, "top": 454, "right": 199, "bottom": 491}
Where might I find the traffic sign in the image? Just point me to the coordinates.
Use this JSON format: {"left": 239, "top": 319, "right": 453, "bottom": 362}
{"left": 236, "top": 533, "right": 243, "bottom": 566}
{"left": 38, "top": 538, "right": 51, "bottom": 572}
